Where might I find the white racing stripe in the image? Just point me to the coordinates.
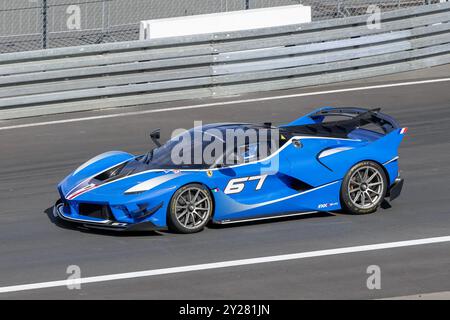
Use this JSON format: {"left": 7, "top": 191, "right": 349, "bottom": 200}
{"left": 1, "top": 77, "right": 450, "bottom": 131}
{"left": 0, "top": 235, "right": 450, "bottom": 294}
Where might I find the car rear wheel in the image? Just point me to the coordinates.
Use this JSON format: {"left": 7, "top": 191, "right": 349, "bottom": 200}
{"left": 340, "top": 161, "right": 387, "bottom": 214}
{"left": 167, "top": 183, "right": 213, "bottom": 234}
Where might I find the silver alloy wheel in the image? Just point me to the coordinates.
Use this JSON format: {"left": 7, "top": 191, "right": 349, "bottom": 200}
{"left": 348, "top": 166, "right": 384, "bottom": 209}
{"left": 174, "top": 187, "right": 211, "bottom": 229}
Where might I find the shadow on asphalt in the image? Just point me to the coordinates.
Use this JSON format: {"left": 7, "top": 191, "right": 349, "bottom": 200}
{"left": 45, "top": 203, "right": 394, "bottom": 236}
{"left": 207, "top": 211, "right": 335, "bottom": 229}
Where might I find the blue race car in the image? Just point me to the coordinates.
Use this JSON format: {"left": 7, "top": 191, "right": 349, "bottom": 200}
{"left": 54, "top": 107, "right": 406, "bottom": 234}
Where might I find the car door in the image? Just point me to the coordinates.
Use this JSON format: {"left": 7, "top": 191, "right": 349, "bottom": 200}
{"left": 211, "top": 139, "right": 293, "bottom": 221}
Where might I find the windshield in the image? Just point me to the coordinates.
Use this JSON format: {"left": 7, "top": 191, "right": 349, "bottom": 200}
{"left": 143, "top": 129, "right": 225, "bottom": 169}
{"left": 139, "top": 124, "right": 283, "bottom": 169}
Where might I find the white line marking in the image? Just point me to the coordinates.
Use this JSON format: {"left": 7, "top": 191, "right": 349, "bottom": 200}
{"left": 1, "top": 77, "right": 450, "bottom": 131}
{"left": 1, "top": 235, "right": 449, "bottom": 294}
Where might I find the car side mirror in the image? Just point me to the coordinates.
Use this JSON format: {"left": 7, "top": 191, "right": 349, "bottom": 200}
{"left": 150, "top": 129, "right": 161, "bottom": 147}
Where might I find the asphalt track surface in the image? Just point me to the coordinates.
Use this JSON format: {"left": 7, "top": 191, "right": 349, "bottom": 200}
{"left": 0, "top": 65, "right": 450, "bottom": 299}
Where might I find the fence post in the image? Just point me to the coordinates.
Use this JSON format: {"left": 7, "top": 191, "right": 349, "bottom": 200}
{"left": 41, "top": 0, "right": 48, "bottom": 49}
{"left": 337, "top": 0, "right": 343, "bottom": 17}
{"left": 100, "top": 0, "right": 110, "bottom": 42}
{"left": 245, "top": 0, "right": 250, "bottom": 10}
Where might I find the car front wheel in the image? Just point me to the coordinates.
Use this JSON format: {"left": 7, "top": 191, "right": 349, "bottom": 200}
{"left": 167, "top": 183, "right": 213, "bottom": 233}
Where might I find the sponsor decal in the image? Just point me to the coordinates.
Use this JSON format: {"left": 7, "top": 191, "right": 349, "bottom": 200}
{"left": 318, "top": 202, "right": 339, "bottom": 209}
{"left": 111, "top": 222, "right": 128, "bottom": 227}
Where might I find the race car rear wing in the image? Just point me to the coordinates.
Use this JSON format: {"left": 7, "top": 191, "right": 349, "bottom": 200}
{"left": 280, "top": 107, "right": 402, "bottom": 139}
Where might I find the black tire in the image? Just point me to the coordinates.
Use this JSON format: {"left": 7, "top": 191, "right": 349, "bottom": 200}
{"left": 340, "top": 161, "right": 388, "bottom": 215}
{"left": 167, "top": 183, "right": 213, "bottom": 234}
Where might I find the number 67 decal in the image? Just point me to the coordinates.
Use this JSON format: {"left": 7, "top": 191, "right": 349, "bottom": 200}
{"left": 224, "top": 175, "right": 268, "bottom": 194}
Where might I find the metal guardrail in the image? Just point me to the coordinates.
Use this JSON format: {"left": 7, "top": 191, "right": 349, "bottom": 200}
{"left": 0, "top": 2, "right": 450, "bottom": 120}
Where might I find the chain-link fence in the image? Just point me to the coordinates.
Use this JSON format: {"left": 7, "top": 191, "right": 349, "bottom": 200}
{"left": 0, "top": 0, "right": 442, "bottom": 53}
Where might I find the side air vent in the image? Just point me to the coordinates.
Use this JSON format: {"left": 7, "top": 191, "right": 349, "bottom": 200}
{"left": 276, "top": 173, "right": 313, "bottom": 192}
{"left": 94, "top": 162, "right": 128, "bottom": 181}
{"left": 318, "top": 147, "right": 353, "bottom": 159}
